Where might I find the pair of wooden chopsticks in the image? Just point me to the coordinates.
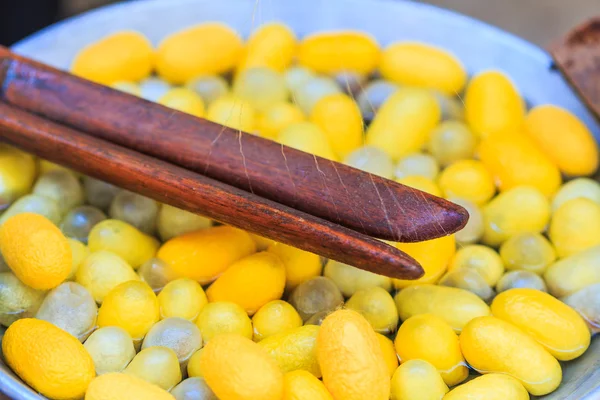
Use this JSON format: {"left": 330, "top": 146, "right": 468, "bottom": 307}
{"left": 0, "top": 46, "right": 468, "bottom": 279}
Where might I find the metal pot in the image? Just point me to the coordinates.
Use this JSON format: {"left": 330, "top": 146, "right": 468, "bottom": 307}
{"left": 1, "top": 0, "right": 599, "bottom": 398}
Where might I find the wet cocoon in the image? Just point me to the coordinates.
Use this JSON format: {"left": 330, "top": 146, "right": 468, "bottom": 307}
{"left": 282, "top": 370, "right": 332, "bottom": 400}
{"left": 376, "top": 333, "right": 398, "bottom": 377}
{"left": 459, "top": 316, "right": 562, "bottom": 396}
{"left": 464, "top": 70, "right": 525, "bottom": 138}
{"left": 259, "top": 325, "right": 321, "bottom": 377}
{"left": 524, "top": 105, "right": 599, "bottom": 176}
{"left": 88, "top": 219, "right": 159, "bottom": 269}
{"left": 395, "top": 284, "right": 490, "bottom": 333}
{"left": 366, "top": 87, "right": 441, "bottom": 160}
{"left": 544, "top": 245, "right": 600, "bottom": 297}
{"left": 156, "top": 23, "right": 243, "bottom": 84}
{"left": 200, "top": 333, "right": 284, "bottom": 400}
{"left": 206, "top": 252, "right": 286, "bottom": 315}
{"left": 239, "top": 23, "right": 297, "bottom": 72}
{"left": 380, "top": 41, "right": 467, "bottom": 95}
{"left": 394, "top": 314, "right": 468, "bottom": 386}
{"left": 85, "top": 373, "right": 175, "bottom": 400}
{"left": 482, "top": 186, "right": 550, "bottom": 247}
{"left": 317, "top": 309, "right": 390, "bottom": 400}
{"left": 71, "top": 31, "right": 154, "bottom": 85}
{"left": 478, "top": 131, "right": 561, "bottom": 197}
{"left": 390, "top": 360, "right": 448, "bottom": 400}
{"left": 393, "top": 235, "right": 456, "bottom": 288}
{"left": 0, "top": 213, "right": 71, "bottom": 290}
{"left": 491, "top": 289, "right": 590, "bottom": 361}
{"left": 157, "top": 226, "right": 256, "bottom": 285}
{"left": 298, "top": 31, "right": 380, "bottom": 75}
{"left": 443, "top": 373, "right": 529, "bottom": 400}
{"left": 3, "top": 319, "right": 95, "bottom": 400}
{"left": 310, "top": 93, "right": 363, "bottom": 158}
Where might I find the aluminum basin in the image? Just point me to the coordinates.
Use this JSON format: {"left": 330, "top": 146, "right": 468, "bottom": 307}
{"left": 1, "top": 0, "right": 599, "bottom": 398}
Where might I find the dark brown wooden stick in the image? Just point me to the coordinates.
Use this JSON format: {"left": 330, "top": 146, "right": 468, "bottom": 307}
{"left": 550, "top": 17, "right": 600, "bottom": 121}
{"left": 0, "top": 46, "right": 467, "bottom": 242}
{"left": 0, "top": 102, "right": 423, "bottom": 280}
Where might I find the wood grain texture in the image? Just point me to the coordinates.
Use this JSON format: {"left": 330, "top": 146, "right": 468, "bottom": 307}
{"left": 0, "top": 46, "right": 468, "bottom": 242}
{"left": 0, "top": 102, "right": 423, "bottom": 279}
{"left": 550, "top": 17, "right": 600, "bottom": 121}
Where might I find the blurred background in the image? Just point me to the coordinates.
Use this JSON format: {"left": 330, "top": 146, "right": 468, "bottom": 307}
{"left": 0, "top": 0, "right": 597, "bottom": 47}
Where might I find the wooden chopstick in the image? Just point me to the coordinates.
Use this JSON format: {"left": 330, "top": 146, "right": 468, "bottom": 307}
{"left": 0, "top": 46, "right": 468, "bottom": 243}
{"left": 0, "top": 102, "right": 423, "bottom": 280}
{"left": 550, "top": 17, "right": 600, "bottom": 121}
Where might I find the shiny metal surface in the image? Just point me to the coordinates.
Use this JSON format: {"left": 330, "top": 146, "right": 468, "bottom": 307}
{"left": 2, "top": 0, "right": 599, "bottom": 398}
